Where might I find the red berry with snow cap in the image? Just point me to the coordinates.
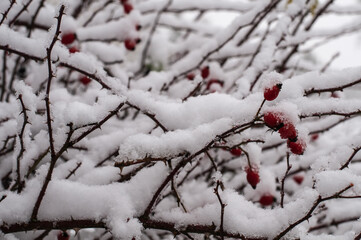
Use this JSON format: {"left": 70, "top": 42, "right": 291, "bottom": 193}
{"left": 206, "top": 79, "right": 223, "bottom": 91}
{"left": 264, "top": 111, "right": 282, "bottom": 129}
{"left": 259, "top": 194, "right": 275, "bottom": 206}
{"left": 278, "top": 123, "right": 297, "bottom": 140}
{"left": 264, "top": 84, "right": 282, "bottom": 101}
{"left": 57, "top": 231, "right": 69, "bottom": 240}
{"left": 246, "top": 168, "right": 260, "bottom": 189}
{"left": 124, "top": 39, "right": 136, "bottom": 51}
{"left": 61, "top": 32, "right": 76, "bottom": 45}
{"left": 287, "top": 139, "right": 306, "bottom": 155}
{"left": 230, "top": 148, "right": 242, "bottom": 156}
{"left": 201, "top": 66, "right": 210, "bottom": 79}
{"left": 123, "top": 2, "right": 133, "bottom": 14}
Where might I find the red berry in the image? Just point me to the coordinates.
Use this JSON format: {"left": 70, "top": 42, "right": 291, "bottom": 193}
{"left": 201, "top": 66, "right": 210, "bottom": 79}
{"left": 80, "top": 76, "right": 91, "bottom": 85}
{"left": 331, "top": 92, "right": 339, "bottom": 98}
{"left": 123, "top": 3, "right": 133, "bottom": 14}
{"left": 57, "top": 231, "right": 69, "bottom": 240}
{"left": 311, "top": 134, "right": 319, "bottom": 142}
{"left": 293, "top": 175, "right": 304, "bottom": 185}
{"left": 69, "top": 46, "right": 79, "bottom": 54}
{"left": 206, "top": 79, "right": 223, "bottom": 90}
{"left": 186, "top": 73, "right": 195, "bottom": 80}
{"left": 230, "top": 148, "right": 242, "bottom": 156}
{"left": 124, "top": 39, "right": 136, "bottom": 51}
{"left": 264, "top": 84, "right": 282, "bottom": 101}
{"left": 246, "top": 168, "right": 260, "bottom": 189}
{"left": 61, "top": 32, "right": 76, "bottom": 45}
{"left": 287, "top": 139, "right": 306, "bottom": 155}
{"left": 263, "top": 111, "right": 282, "bottom": 128}
{"left": 278, "top": 123, "right": 297, "bottom": 140}
{"left": 259, "top": 194, "right": 274, "bottom": 206}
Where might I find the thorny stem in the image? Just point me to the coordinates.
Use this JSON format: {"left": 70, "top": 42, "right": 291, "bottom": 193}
{"left": 214, "top": 181, "right": 226, "bottom": 240}
{"left": 13, "top": 94, "right": 29, "bottom": 193}
{"left": 280, "top": 153, "right": 291, "bottom": 208}
{"left": 274, "top": 184, "right": 354, "bottom": 240}
{"left": 31, "top": 5, "right": 67, "bottom": 221}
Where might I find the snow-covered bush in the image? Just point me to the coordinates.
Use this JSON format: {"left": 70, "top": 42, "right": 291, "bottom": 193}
{"left": 1, "top": 0, "right": 361, "bottom": 239}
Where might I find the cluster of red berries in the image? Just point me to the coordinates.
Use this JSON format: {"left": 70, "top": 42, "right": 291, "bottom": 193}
{"left": 124, "top": 23, "right": 142, "bottom": 51}
{"left": 61, "top": 32, "right": 91, "bottom": 86}
{"left": 246, "top": 167, "right": 275, "bottom": 206}
{"left": 120, "top": 0, "right": 133, "bottom": 14}
{"left": 263, "top": 111, "right": 306, "bottom": 155}
{"left": 187, "top": 66, "right": 223, "bottom": 92}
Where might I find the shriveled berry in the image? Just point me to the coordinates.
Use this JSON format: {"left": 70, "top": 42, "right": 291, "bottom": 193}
{"left": 201, "top": 66, "right": 210, "bottom": 79}
{"left": 69, "top": 46, "right": 79, "bottom": 53}
{"left": 264, "top": 111, "right": 282, "bottom": 129}
{"left": 57, "top": 231, "right": 70, "bottom": 240}
{"left": 135, "top": 24, "right": 142, "bottom": 31}
{"left": 120, "top": 0, "right": 128, "bottom": 3}
{"left": 124, "top": 39, "right": 136, "bottom": 51}
{"left": 230, "top": 148, "right": 242, "bottom": 156}
{"left": 293, "top": 175, "right": 304, "bottom": 185}
{"left": 123, "top": 2, "right": 133, "bottom": 14}
{"left": 186, "top": 73, "right": 195, "bottom": 80}
{"left": 264, "top": 84, "right": 282, "bottom": 101}
{"left": 278, "top": 123, "right": 297, "bottom": 140}
{"left": 287, "top": 139, "right": 306, "bottom": 155}
{"left": 80, "top": 76, "right": 91, "bottom": 85}
{"left": 246, "top": 168, "right": 260, "bottom": 189}
{"left": 61, "top": 32, "right": 76, "bottom": 45}
{"left": 259, "top": 194, "right": 275, "bottom": 206}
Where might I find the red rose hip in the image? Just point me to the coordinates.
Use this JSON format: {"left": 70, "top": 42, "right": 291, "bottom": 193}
{"left": 61, "top": 32, "right": 76, "bottom": 45}
{"left": 57, "top": 231, "right": 70, "bottom": 240}
{"left": 206, "top": 79, "right": 223, "bottom": 90}
{"left": 124, "top": 39, "right": 136, "bottom": 51}
{"left": 123, "top": 2, "right": 133, "bottom": 14}
{"left": 293, "top": 175, "right": 304, "bottom": 185}
{"left": 246, "top": 168, "right": 260, "bottom": 189}
{"left": 259, "top": 194, "right": 275, "bottom": 206}
{"left": 186, "top": 73, "right": 195, "bottom": 80}
{"left": 263, "top": 111, "right": 282, "bottom": 128}
{"left": 201, "top": 66, "right": 210, "bottom": 79}
{"left": 230, "top": 148, "right": 242, "bottom": 156}
{"left": 80, "top": 76, "right": 91, "bottom": 85}
{"left": 278, "top": 123, "right": 297, "bottom": 140}
{"left": 69, "top": 46, "right": 79, "bottom": 54}
{"left": 264, "top": 84, "right": 282, "bottom": 101}
{"left": 287, "top": 139, "right": 306, "bottom": 155}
